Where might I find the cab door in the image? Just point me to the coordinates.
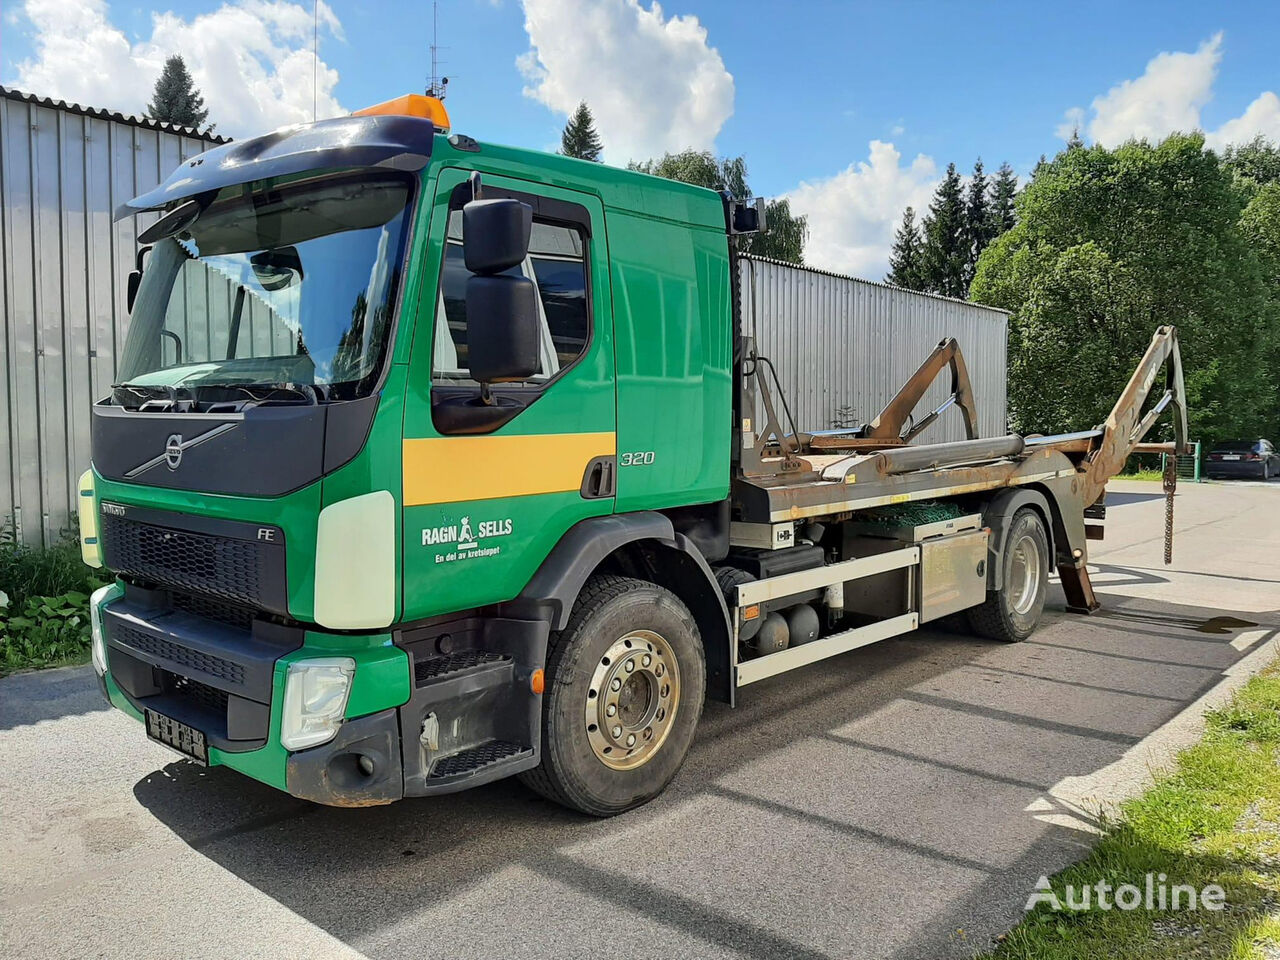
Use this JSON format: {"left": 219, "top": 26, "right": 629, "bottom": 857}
{"left": 399, "top": 167, "right": 615, "bottom": 620}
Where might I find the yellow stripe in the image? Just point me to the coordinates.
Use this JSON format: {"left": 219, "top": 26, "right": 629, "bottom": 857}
{"left": 403, "top": 432, "right": 616, "bottom": 506}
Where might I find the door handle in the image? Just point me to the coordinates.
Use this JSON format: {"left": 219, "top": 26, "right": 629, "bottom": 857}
{"left": 580, "top": 456, "right": 616, "bottom": 499}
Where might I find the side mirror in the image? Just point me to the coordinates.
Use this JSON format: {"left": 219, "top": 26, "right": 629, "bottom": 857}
{"left": 463, "top": 198, "right": 532, "bottom": 274}
{"left": 126, "top": 245, "right": 152, "bottom": 314}
{"left": 250, "top": 246, "right": 305, "bottom": 291}
{"left": 466, "top": 275, "right": 539, "bottom": 383}
{"left": 462, "top": 197, "right": 539, "bottom": 385}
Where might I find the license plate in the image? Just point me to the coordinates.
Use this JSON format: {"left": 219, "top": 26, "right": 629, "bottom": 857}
{"left": 1223, "top": 455, "right": 1242, "bottom": 461}
{"left": 144, "top": 709, "right": 208, "bottom": 765}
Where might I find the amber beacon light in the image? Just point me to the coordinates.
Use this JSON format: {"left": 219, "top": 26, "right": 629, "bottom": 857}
{"left": 352, "top": 94, "right": 452, "bottom": 131}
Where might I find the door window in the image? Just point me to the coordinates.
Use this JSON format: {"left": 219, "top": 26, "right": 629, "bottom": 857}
{"left": 432, "top": 210, "right": 590, "bottom": 384}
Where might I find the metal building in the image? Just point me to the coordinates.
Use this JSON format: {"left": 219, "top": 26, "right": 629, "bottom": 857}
{"left": 0, "top": 86, "right": 227, "bottom": 547}
{"left": 739, "top": 254, "right": 1009, "bottom": 443}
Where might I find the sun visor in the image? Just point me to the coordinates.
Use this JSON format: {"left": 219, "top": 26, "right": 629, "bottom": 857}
{"left": 114, "top": 113, "right": 434, "bottom": 220}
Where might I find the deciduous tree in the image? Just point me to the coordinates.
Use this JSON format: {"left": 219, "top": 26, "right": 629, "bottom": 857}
{"left": 971, "top": 134, "right": 1278, "bottom": 444}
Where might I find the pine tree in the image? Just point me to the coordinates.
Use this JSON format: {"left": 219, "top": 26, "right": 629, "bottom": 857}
{"left": 887, "top": 207, "right": 924, "bottom": 289}
{"left": 560, "top": 102, "right": 603, "bottom": 161}
{"left": 146, "top": 55, "right": 210, "bottom": 130}
{"left": 963, "top": 159, "right": 993, "bottom": 289}
{"left": 988, "top": 162, "right": 1019, "bottom": 237}
{"left": 920, "top": 163, "right": 967, "bottom": 298}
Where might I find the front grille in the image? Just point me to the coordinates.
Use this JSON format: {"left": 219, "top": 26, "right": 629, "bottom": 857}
{"left": 101, "top": 512, "right": 267, "bottom": 609}
{"left": 170, "top": 592, "right": 256, "bottom": 633}
{"left": 162, "top": 670, "right": 230, "bottom": 715}
{"left": 110, "top": 622, "right": 245, "bottom": 685}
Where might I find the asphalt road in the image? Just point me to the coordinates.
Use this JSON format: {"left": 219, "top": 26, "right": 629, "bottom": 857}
{"left": 3, "top": 479, "right": 1279, "bottom": 960}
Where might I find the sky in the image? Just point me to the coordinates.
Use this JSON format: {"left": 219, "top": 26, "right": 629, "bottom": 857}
{"left": 4, "top": 0, "right": 1280, "bottom": 280}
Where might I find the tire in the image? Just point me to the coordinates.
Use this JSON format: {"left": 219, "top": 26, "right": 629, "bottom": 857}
{"left": 967, "top": 507, "right": 1050, "bottom": 643}
{"left": 518, "top": 574, "right": 705, "bottom": 816}
{"left": 714, "top": 565, "right": 759, "bottom": 641}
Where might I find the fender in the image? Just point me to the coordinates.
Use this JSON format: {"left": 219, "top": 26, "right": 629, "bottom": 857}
{"left": 515, "top": 512, "right": 734, "bottom": 705}
{"left": 979, "top": 488, "right": 1056, "bottom": 591}
{"left": 517, "top": 512, "right": 674, "bottom": 629}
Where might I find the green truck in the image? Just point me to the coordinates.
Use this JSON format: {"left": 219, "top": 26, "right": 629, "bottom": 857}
{"left": 83, "top": 94, "right": 1187, "bottom": 815}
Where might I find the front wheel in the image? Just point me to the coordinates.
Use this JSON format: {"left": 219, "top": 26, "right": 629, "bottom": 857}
{"left": 519, "top": 575, "right": 705, "bottom": 816}
{"left": 968, "top": 507, "right": 1050, "bottom": 642}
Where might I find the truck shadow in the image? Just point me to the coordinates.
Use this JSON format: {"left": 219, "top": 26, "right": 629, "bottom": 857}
{"left": 1103, "top": 490, "right": 1168, "bottom": 507}
{"left": 132, "top": 581, "right": 1279, "bottom": 960}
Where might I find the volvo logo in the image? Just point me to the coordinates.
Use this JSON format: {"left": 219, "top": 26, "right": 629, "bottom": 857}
{"left": 124, "top": 422, "right": 238, "bottom": 479}
{"left": 165, "top": 434, "right": 184, "bottom": 470}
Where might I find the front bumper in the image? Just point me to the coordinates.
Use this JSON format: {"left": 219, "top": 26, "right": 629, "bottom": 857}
{"left": 97, "top": 587, "right": 547, "bottom": 805}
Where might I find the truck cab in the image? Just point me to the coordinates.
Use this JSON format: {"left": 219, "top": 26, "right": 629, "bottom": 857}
{"left": 86, "top": 95, "right": 734, "bottom": 810}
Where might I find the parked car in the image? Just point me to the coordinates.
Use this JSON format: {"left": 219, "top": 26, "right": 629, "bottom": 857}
{"left": 1205, "top": 439, "right": 1280, "bottom": 480}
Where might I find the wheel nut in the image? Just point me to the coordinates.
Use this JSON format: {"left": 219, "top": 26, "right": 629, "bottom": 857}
{"left": 611, "top": 725, "right": 622, "bottom": 738}
{"left": 655, "top": 664, "right": 664, "bottom": 677}
{"left": 642, "top": 654, "right": 652, "bottom": 667}
{"left": 626, "top": 734, "right": 636, "bottom": 747}
{"left": 606, "top": 704, "right": 617, "bottom": 717}
{"left": 625, "top": 660, "right": 635, "bottom": 673}
{"left": 611, "top": 678, "right": 622, "bottom": 691}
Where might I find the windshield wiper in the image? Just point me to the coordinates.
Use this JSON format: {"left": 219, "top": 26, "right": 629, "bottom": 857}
{"left": 111, "top": 382, "right": 195, "bottom": 411}
{"left": 196, "top": 382, "right": 324, "bottom": 405}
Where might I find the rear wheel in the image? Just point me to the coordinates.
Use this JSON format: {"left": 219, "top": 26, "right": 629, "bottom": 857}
{"left": 968, "top": 507, "right": 1050, "bottom": 643}
{"left": 519, "top": 575, "right": 705, "bottom": 816}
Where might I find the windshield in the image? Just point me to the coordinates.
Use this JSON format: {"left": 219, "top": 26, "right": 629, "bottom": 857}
{"left": 116, "top": 171, "right": 413, "bottom": 404}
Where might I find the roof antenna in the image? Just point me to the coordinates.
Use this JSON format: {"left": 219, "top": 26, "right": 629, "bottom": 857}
{"left": 312, "top": 0, "right": 319, "bottom": 121}
{"left": 426, "top": 2, "right": 450, "bottom": 100}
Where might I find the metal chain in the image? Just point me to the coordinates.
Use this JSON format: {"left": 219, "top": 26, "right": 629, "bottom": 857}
{"left": 1163, "top": 453, "right": 1177, "bottom": 564}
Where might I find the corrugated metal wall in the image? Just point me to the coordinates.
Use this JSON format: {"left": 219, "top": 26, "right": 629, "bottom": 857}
{"left": 0, "top": 90, "right": 224, "bottom": 546}
{"left": 740, "top": 255, "right": 1008, "bottom": 443}
{"left": 164, "top": 259, "right": 294, "bottom": 364}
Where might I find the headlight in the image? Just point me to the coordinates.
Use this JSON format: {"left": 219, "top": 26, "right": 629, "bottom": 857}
{"left": 89, "top": 584, "right": 114, "bottom": 675}
{"left": 280, "top": 658, "right": 355, "bottom": 751}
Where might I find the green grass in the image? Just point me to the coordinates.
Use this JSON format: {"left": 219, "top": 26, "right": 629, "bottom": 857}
{"left": 1116, "top": 469, "right": 1166, "bottom": 482}
{"left": 0, "top": 528, "right": 107, "bottom": 675}
{"left": 982, "top": 664, "right": 1280, "bottom": 959}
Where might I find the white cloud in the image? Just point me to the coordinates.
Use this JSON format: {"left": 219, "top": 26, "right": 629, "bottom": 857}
{"left": 517, "top": 0, "right": 734, "bottom": 163}
{"left": 8, "top": 0, "right": 345, "bottom": 137}
{"left": 1059, "top": 32, "right": 1280, "bottom": 150}
{"left": 1207, "top": 91, "right": 1280, "bottom": 151}
{"left": 1089, "top": 33, "right": 1221, "bottom": 145}
{"left": 785, "top": 140, "right": 939, "bottom": 281}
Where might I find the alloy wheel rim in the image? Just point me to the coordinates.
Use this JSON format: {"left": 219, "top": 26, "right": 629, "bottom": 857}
{"left": 584, "top": 629, "right": 680, "bottom": 770}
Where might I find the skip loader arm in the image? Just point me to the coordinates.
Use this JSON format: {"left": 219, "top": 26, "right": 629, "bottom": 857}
{"left": 865, "top": 337, "right": 979, "bottom": 443}
{"left": 1078, "top": 325, "right": 1188, "bottom": 508}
